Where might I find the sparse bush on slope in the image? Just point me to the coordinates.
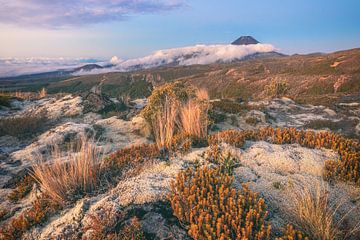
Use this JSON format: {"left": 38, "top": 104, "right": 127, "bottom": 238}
{"left": 142, "top": 82, "right": 210, "bottom": 151}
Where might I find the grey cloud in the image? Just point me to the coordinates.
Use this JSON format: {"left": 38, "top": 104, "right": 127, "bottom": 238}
{"left": 0, "top": 0, "right": 185, "bottom": 28}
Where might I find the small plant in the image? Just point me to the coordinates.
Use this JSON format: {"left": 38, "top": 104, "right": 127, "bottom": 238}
{"left": 266, "top": 80, "right": 289, "bottom": 98}
{"left": 276, "top": 225, "right": 309, "bottom": 240}
{"left": 0, "top": 195, "right": 60, "bottom": 239}
{"left": 118, "top": 217, "right": 145, "bottom": 240}
{"left": 245, "top": 116, "right": 259, "bottom": 126}
{"left": 0, "top": 94, "right": 11, "bottom": 108}
{"left": 103, "top": 143, "right": 159, "bottom": 175}
{"left": 8, "top": 175, "right": 35, "bottom": 203}
{"left": 38, "top": 87, "right": 47, "bottom": 99}
{"left": 169, "top": 167, "right": 271, "bottom": 239}
{"left": 32, "top": 136, "right": 102, "bottom": 206}
{"left": 0, "top": 207, "right": 9, "bottom": 222}
{"left": 206, "top": 144, "right": 240, "bottom": 175}
{"left": 84, "top": 206, "right": 144, "bottom": 240}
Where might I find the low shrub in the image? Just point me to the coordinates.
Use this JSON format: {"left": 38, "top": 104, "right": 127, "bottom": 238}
{"left": 0, "top": 195, "right": 61, "bottom": 240}
{"left": 84, "top": 206, "right": 144, "bottom": 240}
{"left": 276, "top": 225, "right": 309, "bottom": 240}
{"left": 0, "top": 113, "right": 47, "bottom": 137}
{"left": 0, "top": 207, "right": 9, "bottom": 222}
{"left": 0, "top": 95, "right": 11, "bottom": 108}
{"left": 8, "top": 175, "right": 35, "bottom": 203}
{"left": 141, "top": 81, "right": 192, "bottom": 125}
{"left": 303, "top": 119, "right": 341, "bottom": 131}
{"left": 266, "top": 80, "right": 289, "bottom": 98}
{"left": 103, "top": 144, "right": 159, "bottom": 175}
{"left": 211, "top": 99, "right": 248, "bottom": 114}
{"left": 169, "top": 167, "right": 271, "bottom": 239}
{"left": 205, "top": 144, "right": 240, "bottom": 175}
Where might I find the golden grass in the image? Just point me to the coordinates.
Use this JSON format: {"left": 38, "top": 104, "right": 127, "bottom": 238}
{"left": 195, "top": 88, "right": 209, "bottom": 101}
{"left": 38, "top": 87, "right": 47, "bottom": 99}
{"left": 288, "top": 182, "right": 360, "bottom": 239}
{"left": 31, "top": 136, "right": 102, "bottom": 206}
{"left": 179, "top": 100, "right": 208, "bottom": 139}
{"left": 152, "top": 97, "right": 178, "bottom": 150}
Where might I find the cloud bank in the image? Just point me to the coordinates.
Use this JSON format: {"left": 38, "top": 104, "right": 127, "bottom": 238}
{"left": 0, "top": 58, "right": 103, "bottom": 77}
{"left": 0, "top": 0, "right": 185, "bottom": 28}
{"left": 74, "top": 43, "right": 276, "bottom": 75}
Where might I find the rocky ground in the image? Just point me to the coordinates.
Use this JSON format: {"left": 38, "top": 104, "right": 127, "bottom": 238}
{"left": 0, "top": 91, "right": 359, "bottom": 239}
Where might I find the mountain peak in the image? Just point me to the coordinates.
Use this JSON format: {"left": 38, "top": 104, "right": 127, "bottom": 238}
{"left": 231, "top": 36, "right": 259, "bottom": 45}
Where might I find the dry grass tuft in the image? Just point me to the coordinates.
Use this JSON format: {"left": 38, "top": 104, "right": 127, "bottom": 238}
{"left": 32, "top": 136, "right": 102, "bottom": 206}
{"left": 179, "top": 100, "right": 208, "bottom": 139}
{"left": 288, "top": 182, "right": 360, "bottom": 239}
{"left": 195, "top": 88, "right": 209, "bottom": 101}
{"left": 38, "top": 87, "right": 47, "bottom": 99}
{"left": 152, "top": 97, "right": 178, "bottom": 150}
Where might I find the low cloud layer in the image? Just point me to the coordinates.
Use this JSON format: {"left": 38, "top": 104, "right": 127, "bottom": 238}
{"left": 75, "top": 43, "right": 276, "bottom": 75}
{"left": 0, "top": 0, "right": 184, "bottom": 28}
{"left": 0, "top": 58, "right": 103, "bottom": 77}
{"left": 0, "top": 43, "right": 276, "bottom": 77}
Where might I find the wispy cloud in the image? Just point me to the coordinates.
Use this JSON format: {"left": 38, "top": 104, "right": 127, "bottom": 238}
{"left": 0, "top": 0, "right": 185, "bottom": 28}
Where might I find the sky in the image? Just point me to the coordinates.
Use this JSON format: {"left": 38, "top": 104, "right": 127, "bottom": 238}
{"left": 0, "top": 0, "right": 359, "bottom": 59}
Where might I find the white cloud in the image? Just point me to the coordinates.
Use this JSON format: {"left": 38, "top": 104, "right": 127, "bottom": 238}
{"left": 0, "top": 58, "right": 103, "bottom": 77}
{"left": 115, "top": 43, "right": 276, "bottom": 70}
{"left": 75, "top": 43, "right": 276, "bottom": 75}
{"left": 0, "top": 43, "right": 277, "bottom": 77}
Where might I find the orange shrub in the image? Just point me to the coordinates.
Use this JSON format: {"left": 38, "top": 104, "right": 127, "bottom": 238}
{"left": 169, "top": 167, "right": 271, "bottom": 240}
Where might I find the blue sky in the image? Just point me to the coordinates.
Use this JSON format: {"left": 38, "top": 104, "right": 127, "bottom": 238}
{"left": 0, "top": 0, "right": 359, "bottom": 59}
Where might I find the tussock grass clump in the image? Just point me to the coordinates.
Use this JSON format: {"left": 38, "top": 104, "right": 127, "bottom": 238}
{"left": 152, "top": 97, "right": 179, "bottom": 150}
{"left": 0, "top": 113, "right": 47, "bottom": 137}
{"left": 143, "top": 82, "right": 209, "bottom": 151}
{"left": 287, "top": 183, "right": 360, "bottom": 240}
{"left": 32, "top": 137, "right": 103, "bottom": 206}
{"left": 179, "top": 100, "right": 208, "bottom": 139}
{"left": 169, "top": 167, "right": 271, "bottom": 240}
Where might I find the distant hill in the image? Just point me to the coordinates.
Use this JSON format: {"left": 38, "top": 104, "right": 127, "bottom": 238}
{"left": 73, "top": 64, "right": 103, "bottom": 72}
